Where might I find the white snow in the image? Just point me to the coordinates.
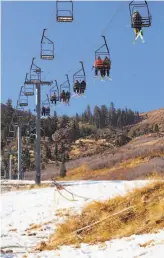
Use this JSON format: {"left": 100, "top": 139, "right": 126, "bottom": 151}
{"left": 1, "top": 180, "right": 163, "bottom": 257}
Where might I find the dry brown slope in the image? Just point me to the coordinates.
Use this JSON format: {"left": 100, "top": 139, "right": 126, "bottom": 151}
{"left": 137, "top": 108, "right": 164, "bottom": 131}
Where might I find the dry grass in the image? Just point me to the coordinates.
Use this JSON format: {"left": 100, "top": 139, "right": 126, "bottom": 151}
{"left": 139, "top": 239, "right": 155, "bottom": 248}
{"left": 35, "top": 181, "right": 164, "bottom": 251}
{"left": 58, "top": 157, "right": 150, "bottom": 181}
{"left": 9, "top": 228, "right": 17, "bottom": 232}
{"left": 26, "top": 220, "right": 55, "bottom": 233}
{"left": 8, "top": 183, "right": 52, "bottom": 192}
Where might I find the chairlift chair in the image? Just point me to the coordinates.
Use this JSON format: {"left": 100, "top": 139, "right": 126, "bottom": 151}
{"left": 94, "top": 35, "right": 111, "bottom": 78}
{"left": 42, "top": 94, "right": 50, "bottom": 116}
{"left": 7, "top": 126, "right": 15, "bottom": 141}
{"left": 24, "top": 73, "right": 35, "bottom": 96}
{"left": 30, "top": 58, "right": 41, "bottom": 83}
{"left": 60, "top": 74, "right": 71, "bottom": 102}
{"left": 95, "top": 35, "right": 110, "bottom": 60}
{"left": 13, "top": 122, "right": 19, "bottom": 127}
{"left": 11, "top": 114, "right": 19, "bottom": 127}
{"left": 56, "top": 0, "right": 73, "bottom": 22}
{"left": 73, "top": 61, "right": 86, "bottom": 94}
{"left": 18, "top": 86, "right": 28, "bottom": 107}
{"left": 16, "top": 101, "right": 24, "bottom": 119}
{"left": 41, "top": 29, "right": 54, "bottom": 60}
{"left": 129, "top": 1, "right": 152, "bottom": 28}
{"left": 50, "top": 80, "right": 60, "bottom": 103}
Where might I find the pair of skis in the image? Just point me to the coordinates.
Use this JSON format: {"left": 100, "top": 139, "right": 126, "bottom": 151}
{"left": 72, "top": 93, "right": 86, "bottom": 99}
{"left": 95, "top": 75, "right": 112, "bottom": 81}
{"left": 133, "top": 29, "right": 145, "bottom": 44}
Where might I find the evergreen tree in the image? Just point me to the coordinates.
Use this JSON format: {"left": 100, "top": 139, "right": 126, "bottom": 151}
{"left": 54, "top": 143, "right": 58, "bottom": 162}
{"left": 60, "top": 162, "right": 67, "bottom": 177}
{"left": 60, "top": 155, "right": 67, "bottom": 177}
{"left": 46, "top": 146, "right": 52, "bottom": 159}
{"left": 100, "top": 105, "right": 108, "bottom": 127}
{"left": 154, "top": 124, "right": 159, "bottom": 133}
{"left": 86, "top": 105, "right": 92, "bottom": 123}
{"left": 60, "top": 115, "right": 69, "bottom": 128}
{"left": 94, "top": 106, "right": 101, "bottom": 128}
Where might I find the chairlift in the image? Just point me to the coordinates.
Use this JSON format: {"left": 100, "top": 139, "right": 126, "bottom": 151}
{"left": 73, "top": 61, "right": 86, "bottom": 95}
{"left": 60, "top": 74, "right": 71, "bottom": 103}
{"left": 11, "top": 114, "right": 18, "bottom": 127}
{"left": 18, "top": 86, "right": 28, "bottom": 107}
{"left": 50, "top": 80, "right": 60, "bottom": 104}
{"left": 7, "top": 137, "right": 13, "bottom": 142}
{"left": 9, "top": 125, "right": 15, "bottom": 134}
{"left": 95, "top": 35, "right": 110, "bottom": 60}
{"left": 129, "top": 1, "right": 152, "bottom": 28}
{"left": 41, "top": 29, "right": 54, "bottom": 60}
{"left": 42, "top": 94, "right": 50, "bottom": 116}
{"left": 56, "top": 0, "right": 73, "bottom": 22}
{"left": 7, "top": 126, "right": 15, "bottom": 141}
{"left": 30, "top": 58, "right": 41, "bottom": 83}
{"left": 16, "top": 100, "right": 24, "bottom": 118}
{"left": 24, "top": 73, "right": 35, "bottom": 96}
{"left": 94, "top": 35, "right": 111, "bottom": 78}
{"left": 13, "top": 122, "right": 19, "bottom": 127}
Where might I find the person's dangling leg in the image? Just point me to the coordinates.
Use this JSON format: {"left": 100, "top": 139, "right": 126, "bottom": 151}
{"left": 133, "top": 28, "right": 138, "bottom": 43}
{"left": 139, "top": 28, "right": 144, "bottom": 43}
{"left": 95, "top": 68, "right": 98, "bottom": 76}
{"left": 100, "top": 67, "right": 104, "bottom": 77}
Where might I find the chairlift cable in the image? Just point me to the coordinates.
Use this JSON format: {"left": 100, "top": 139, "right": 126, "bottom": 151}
{"left": 101, "top": 2, "right": 125, "bottom": 36}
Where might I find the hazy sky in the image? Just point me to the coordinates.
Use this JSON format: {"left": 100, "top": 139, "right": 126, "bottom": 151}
{"left": 2, "top": 1, "right": 164, "bottom": 116}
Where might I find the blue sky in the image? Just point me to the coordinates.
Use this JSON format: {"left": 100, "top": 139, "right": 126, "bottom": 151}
{"left": 1, "top": 1, "right": 164, "bottom": 116}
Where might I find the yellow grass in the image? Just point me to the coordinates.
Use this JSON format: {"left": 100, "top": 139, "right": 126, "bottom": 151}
{"left": 136, "top": 139, "right": 164, "bottom": 147}
{"left": 35, "top": 181, "right": 164, "bottom": 251}
{"left": 9, "top": 183, "right": 52, "bottom": 192}
{"left": 26, "top": 220, "right": 55, "bottom": 233}
{"left": 58, "top": 157, "right": 149, "bottom": 180}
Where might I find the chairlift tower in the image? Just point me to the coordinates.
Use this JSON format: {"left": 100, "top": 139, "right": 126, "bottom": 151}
{"left": 24, "top": 58, "right": 52, "bottom": 185}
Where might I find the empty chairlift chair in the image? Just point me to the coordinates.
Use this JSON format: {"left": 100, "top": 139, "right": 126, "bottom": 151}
{"left": 18, "top": 86, "right": 28, "bottom": 107}
{"left": 7, "top": 125, "right": 15, "bottom": 142}
{"left": 129, "top": 1, "right": 152, "bottom": 28}
{"left": 73, "top": 61, "right": 86, "bottom": 95}
{"left": 15, "top": 100, "right": 24, "bottom": 120}
{"left": 30, "top": 58, "right": 41, "bottom": 84}
{"left": 24, "top": 73, "right": 34, "bottom": 96}
{"left": 50, "top": 80, "right": 60, "bottom": 104}
{"left": 40, "top": 29, "right": 54, "bottom": 60}
{"left": 11, "top": 112, "right": 18, "bottom": 127}
{"left": 56, "top": 0, "right": 73, "bottom": 22}
{"left": 60, "top": 74, "right": 71, "bottom": 103}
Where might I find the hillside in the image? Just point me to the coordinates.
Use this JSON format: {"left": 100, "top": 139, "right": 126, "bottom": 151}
{"left": 1, "top": 107, "right": 164, "bottom": 180}
{"left": 128, "top": 108, "right": 164, "bottom": 136}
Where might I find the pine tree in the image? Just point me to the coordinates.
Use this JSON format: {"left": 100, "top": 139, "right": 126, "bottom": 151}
{"left": 54, "top": 143, "right": 58, "bottom": 162}
{"left": 94, "top": 106, "right": 101, "bottom": 128}
{"left": 60, "top": 155, "right": 67, "bottom": 177}
{"left": 60, "top": 115, "right": 69, "bottom": 128}
{"left": 154, "top": 124, "right": 159, "bottom": 133}
{"left": 100, "top": 105, "right": 108, "bottom": 128}
{"left": 86, "top": 105, "right": 92, "bottom": 123}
